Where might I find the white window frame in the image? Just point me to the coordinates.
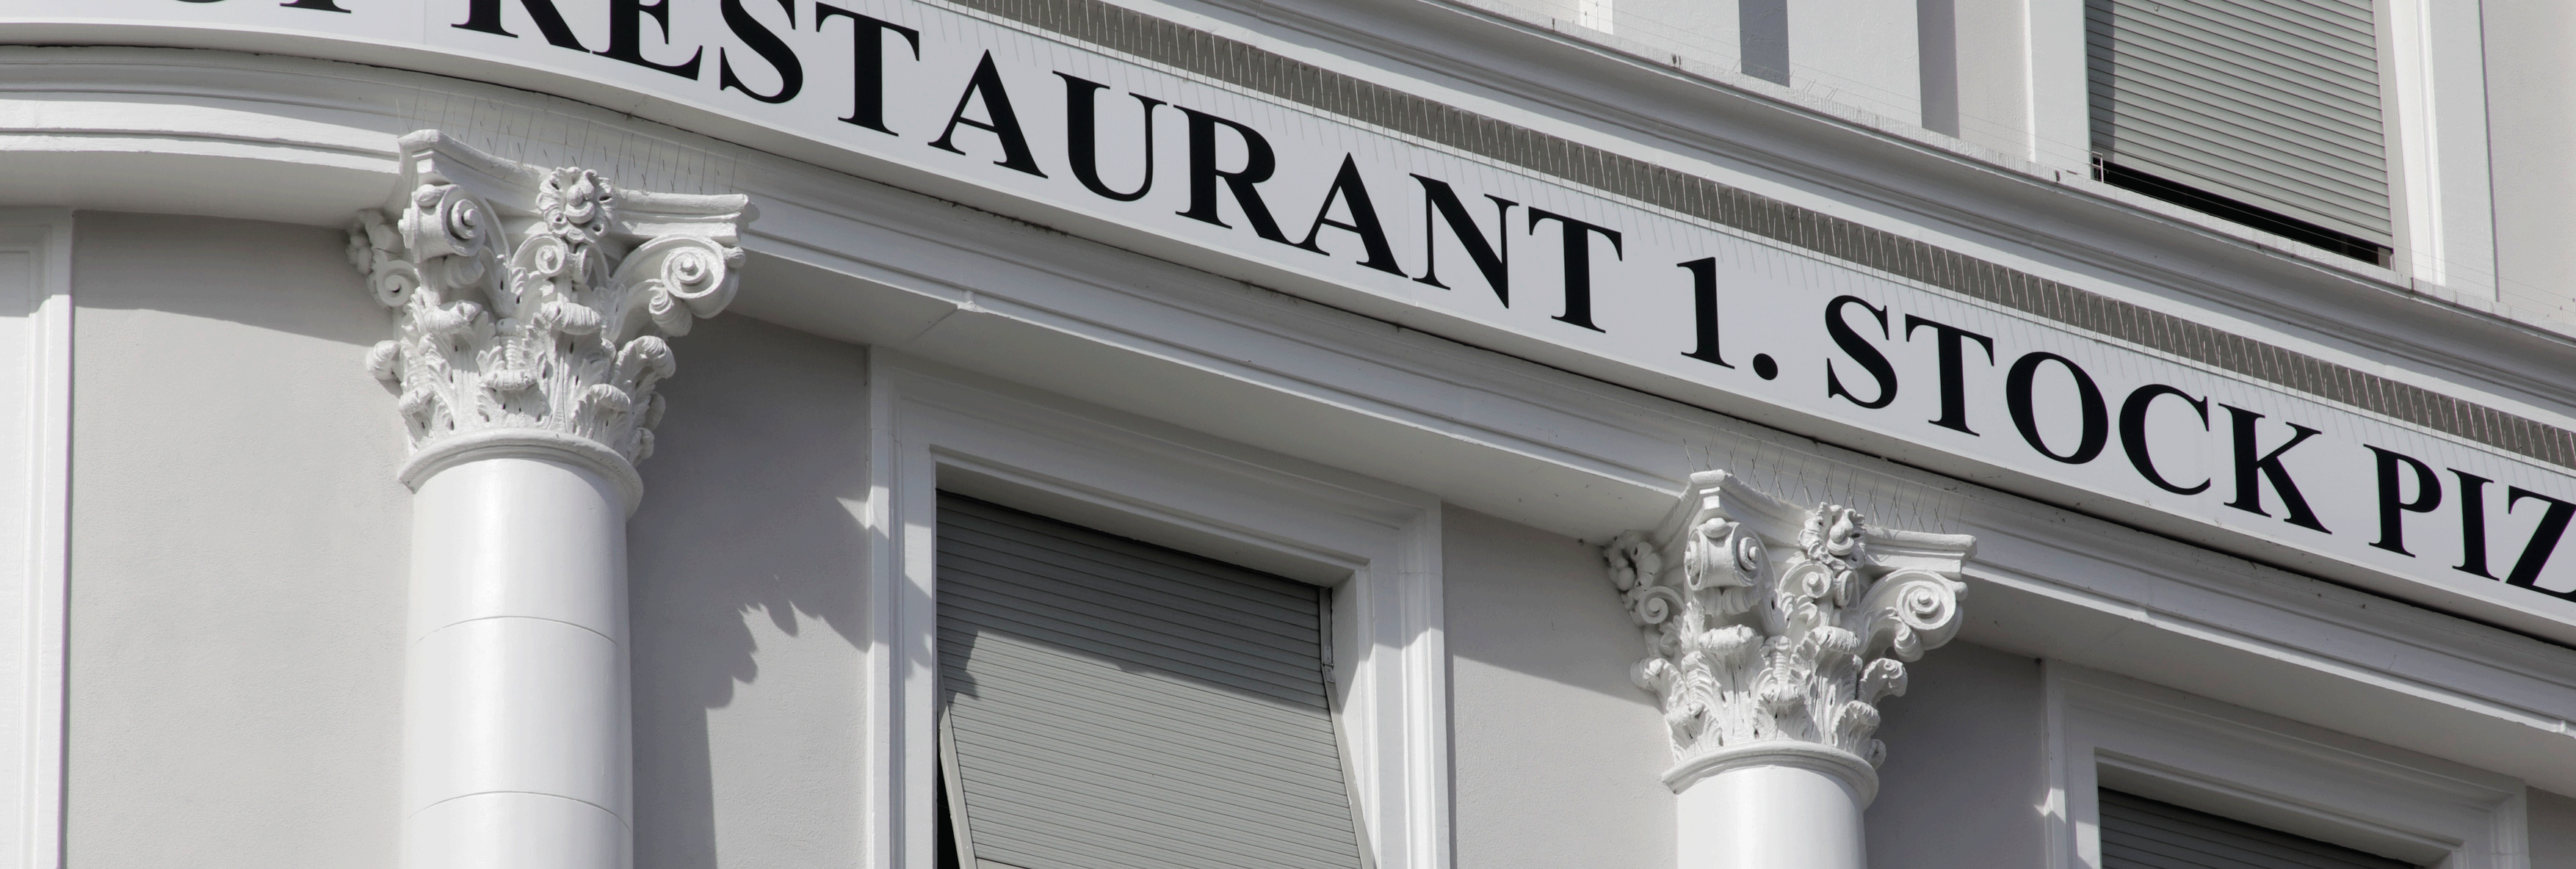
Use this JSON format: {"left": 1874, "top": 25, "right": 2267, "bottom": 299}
{"left": 861, "top": 352, "right": 1450, "bottom": 869}
{"left": 2025, "top": 0, "right": 2496, "bottom": 296}
{"left": 0, "top": 211, "right": 68, "bottom": 869}
{"left": 2042, "top": 661, "right": 2528, "bottom": 869}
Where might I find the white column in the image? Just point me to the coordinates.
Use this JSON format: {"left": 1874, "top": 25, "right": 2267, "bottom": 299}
{"left": 347, "top": 131, "right": 752, "bottom": 869}
{"left": 1602, "top": 471, "right": 1975, "bottom": 869}
{"left": 402, "top": 455, "right": 632, "bottom": 868}
{"left": 1671, "top": 747, "right": 1870, "bottom": 869}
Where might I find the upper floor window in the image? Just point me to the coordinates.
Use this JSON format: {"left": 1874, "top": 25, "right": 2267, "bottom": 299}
{"left": 934, "top": 495, "right": 1367, "bottom": 869}
{"left": 2086, "top": 0, "right": 2395, "bottom": 265}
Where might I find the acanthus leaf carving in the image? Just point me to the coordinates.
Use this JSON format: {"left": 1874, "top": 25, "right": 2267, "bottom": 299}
{"left": 1603, "top": 471, "right": 1974, "bottom": 788}
{"left": 346, "top": 131, "right": 753, "bottom": 502}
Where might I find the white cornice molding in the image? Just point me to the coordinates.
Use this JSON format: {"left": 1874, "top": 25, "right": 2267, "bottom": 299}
{"left": 1, "top": 21, "right": 2569, "bottom": 421}
{"left": 5, "top": 41, "right": 2571, "bottom": 429}
{"left": 1604, "top": 471, "right": 1975, "bottom": 799}
{"left": 1120, "top": 0, "right": 2576, "bottom": 419}
{"left": 344, "top": 130, "right": 753, "bottom": 509}
{"left": 4, "top": 47, "right": 2573, "bottom": 793}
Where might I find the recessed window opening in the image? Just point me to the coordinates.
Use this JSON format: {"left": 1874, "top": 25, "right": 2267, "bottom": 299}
{"left": 933, "top": 493, "right": 1367, "bottom": 869}
{"left": 2086, "top": 0, "right": 2398, "bottom": 267}
{"left": 2099, "top": 789, "right": 2422, "bottom": 869}
{"left": 2094, "top": 159, "right": 2394, "bottom": 266}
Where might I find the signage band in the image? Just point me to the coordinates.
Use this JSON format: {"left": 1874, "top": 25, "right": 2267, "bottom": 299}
{"left": 23, "top": 0, "right": 2576, "bottom": 628}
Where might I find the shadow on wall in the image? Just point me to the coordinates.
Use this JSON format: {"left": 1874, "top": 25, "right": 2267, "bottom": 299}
{"left": 1864, "top": 642, "right": 2049, "bottom": 869}
{"left": 71, "top": 211, "right": 397, "bottom": 344}
{"left": 66, "top": 211, "right": 416, "bottom": 866}
{"left": 1444, "top": 507, "right": 1678, "bottom": 869}
{"left": 1446, "top": 508, "right": 1654, "bottom": 708}
{"left": 628, "top": 313, "right": 872, "bottom": 869}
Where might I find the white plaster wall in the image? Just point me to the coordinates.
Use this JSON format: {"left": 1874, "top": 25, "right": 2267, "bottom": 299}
{"left": 1866, "top": 641, "right": 2049, "bottom": 869}
{"left": 1443, "top": 506, "right": 1674, "bottom": 869}
{"left": 2531, "top": 788, "right": 2576, "bottom": 868}
{"left": 1616, "top": 0, "right": 1746, "bottom": 78}
{"left": 2481, "top": 0, "right": 2576, "bottom": 322}
{"left": 629, "top": 313, "right": 873, "bottom": 869}
{"left": 67, "top": 212, "right": 409, "bottom": 865}
{"left": 1947, "top": 0, "right": 2030, "bottom": 156}
{"left": 1787, "top": 0, "right": 1922, "bottom": 123}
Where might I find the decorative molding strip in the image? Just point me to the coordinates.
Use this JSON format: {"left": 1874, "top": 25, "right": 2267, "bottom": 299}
{"left": 345, "top": 130, "right": 754, "bottom": 506}
{"left": 1601, "top": 470, "right": 1975, "bottom": 796}
{"left": 942, "top": 0, "right": 2576, "bottom": 474}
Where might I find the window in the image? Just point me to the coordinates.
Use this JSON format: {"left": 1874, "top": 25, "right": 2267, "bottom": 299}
{"left": 2085, "top": 0, "right": 2395, "bottom": 264}
{"left": 867, "top": 357, "right": 1448, "bottom": 869}
{"left": 2100, "top": 789, "right": 2417, "bottom": 869}
{"left": 933, "top": 495, "right": 1365, "bottom": 869}
{"left": 2044, "top": 663, "right": 2527, "bottom": 869}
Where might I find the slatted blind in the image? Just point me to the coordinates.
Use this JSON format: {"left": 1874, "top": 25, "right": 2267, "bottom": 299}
{"left": 2100, "top": 790, "right": 2417, "bottom": 869}
{"left": 935, "top": 495, "right": 1365, "bottom": 869}
{"left": 2086, "top": 0, "right": 2392, "bottom": 245}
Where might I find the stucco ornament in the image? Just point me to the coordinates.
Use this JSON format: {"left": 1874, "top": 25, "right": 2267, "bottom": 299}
{"left": 346, "top": 131, "right": 753, "bottom": 506}
{"left": 1603, "top": 471, "right": 1975, "bottom": 795}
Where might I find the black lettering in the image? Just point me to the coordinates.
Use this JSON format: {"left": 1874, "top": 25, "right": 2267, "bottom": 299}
{"left": 599, "top": 0, "right": 703, "bottom": 79}
{"left": 2455, "top": 469, "right": 2498, "bottom": 578}
{"left": 2365, "top": 446, "right": 2441, "bottom": 556}
{"left": 1413, "top": 177, "right": 1513, "bottom": 304}
{"left": 1525, "top": 209, "right": 1620, "bottom": 332}
{"left": 719, "top": 0, "right": 803, "bottom": 104}
{"left": 1678, "top": 258, "right": 1730, "bottom": 368}
{"left": 454, "top": 0, "right": 587, "bottom": 49}
{"left": 1057, "top": 75, "right": 1162, "bottom": 202}
{"left": 1823, "top": 295, "right": 1896, "bottom": 410}
{"left": 1295, "top": 156, "right": 1403, "bottom": 276}
{"left": 1176, "top": 109, "right": 1289, "bottom": 242}
{"left": 2505, "top": 488, "right": 2576, "bottom": 598}
{"left": 816, "top": 6, "right": 920, "bottom": 134}
{"left": 2005, "top": 352, "right": 2108, "bottom": 464}
{"left": 2119, "top": 385, "right": 2210, "bottom": 495}
{"left": 928, "top": 53, "right": 1047, "bottom": 177}
{"left": 1903, "top": 316, "right": 1994, "bottom": 434}
{"left": 2221, "top": 405, "right": 2328, "bottom": 532}
{"left": 280, "top": 0, "right": 351, "bottom": 10}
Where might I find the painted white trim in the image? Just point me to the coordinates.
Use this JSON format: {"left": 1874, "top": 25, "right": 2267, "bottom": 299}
{"left": 2022, "top": 0, "right": 2091, "bottom": 173}
{"left": 863, "top": 353, "right": 1450, "bottom": 869}
{"left": 0, "top": 210, "right": 68, "bottom": 869}
{"left": 2044, "top": 661, "right": 2528, "bottom": 869}
{"left": 2381, "top": 0, "right": 2498, "bottom": 298}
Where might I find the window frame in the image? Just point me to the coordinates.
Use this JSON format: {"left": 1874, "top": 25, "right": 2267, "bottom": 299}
{"left": 0, "top": 211, "right": 68, "bottom": 869}
{"left": 863, "top": 352, "right": 1449, "bottom": 869}
{"left": 2042, "top": 661, "right": 2529, "bottom": 869}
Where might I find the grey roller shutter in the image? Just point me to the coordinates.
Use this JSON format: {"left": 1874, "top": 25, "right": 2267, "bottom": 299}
{"left": 2100, "top": 790, "right": 2417, "bottom": 869}
{"left": 936, "top": 495, "right": 1366, "bottom": 869}
{"left": 2086, "top": 0, "right": 2392, "bottom": 246}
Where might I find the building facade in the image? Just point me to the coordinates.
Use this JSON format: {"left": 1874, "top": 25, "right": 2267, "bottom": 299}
{"left": 1, "top": 0, "right": 2573, "bottom": 867}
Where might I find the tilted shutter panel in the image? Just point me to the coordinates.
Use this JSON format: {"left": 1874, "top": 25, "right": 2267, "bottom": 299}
{"left": 935, "top": 495, "right": 1365, "bottom": 869}
{"left": 2099, "top": 790, "right": 2417, "bottom": 869}
{"left": 2086, "top": 0, "right": 2392, "bottom": 245}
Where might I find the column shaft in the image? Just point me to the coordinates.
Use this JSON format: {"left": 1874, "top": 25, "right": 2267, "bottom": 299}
{"left": 402, "top": 456, "right": 632, "bottom": 869}
{"left": 1676, "top": 762, "right": 1867, "bottom": 869}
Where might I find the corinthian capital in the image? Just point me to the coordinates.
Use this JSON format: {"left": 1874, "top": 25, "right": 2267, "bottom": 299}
{"left": 345, "top": 131, "right": 754, "bottom": 507}
{"left": 1602, "top": 471, "right": 1975, "bottom": 796}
